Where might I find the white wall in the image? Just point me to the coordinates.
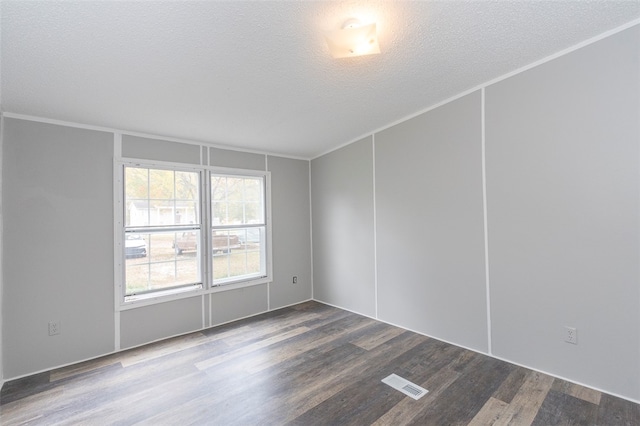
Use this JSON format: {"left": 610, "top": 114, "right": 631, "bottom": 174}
{"left": 311, "top": 25, "right": 640, "bottom": 401}
{"left": 1, "top": 119, "right": 312, "bottom": 377}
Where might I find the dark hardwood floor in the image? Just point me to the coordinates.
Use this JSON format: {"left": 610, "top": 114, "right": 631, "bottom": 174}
{"left": 1, "top": 301, "right": 638, "bottom": 425}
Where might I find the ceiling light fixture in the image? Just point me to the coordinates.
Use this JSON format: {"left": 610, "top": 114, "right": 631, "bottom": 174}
{"left": 325, "top": 18, "right": 381, "bottom": 59}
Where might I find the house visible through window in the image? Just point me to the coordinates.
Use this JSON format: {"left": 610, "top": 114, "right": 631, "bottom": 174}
{"left": 118, "top": 161, "right": 270, "bottom": 306}
{"left": 124, "top": 166, "right": 202, "bottom": 301}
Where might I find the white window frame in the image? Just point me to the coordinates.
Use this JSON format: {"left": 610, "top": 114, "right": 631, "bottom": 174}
{"left": 115, "top": 158, "right": 272, "bottom": 310}
{"left": 208, "top": 166, "right": 271, "bottom": 289}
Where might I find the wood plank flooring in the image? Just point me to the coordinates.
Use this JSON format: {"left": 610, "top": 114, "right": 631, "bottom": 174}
{"left": 1, "top": 301, "right": 639, "bottom": 425}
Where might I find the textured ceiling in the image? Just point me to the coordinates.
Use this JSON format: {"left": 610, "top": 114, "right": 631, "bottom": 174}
{"left": 1, "top": 1, "right": 639, "bottom": 159}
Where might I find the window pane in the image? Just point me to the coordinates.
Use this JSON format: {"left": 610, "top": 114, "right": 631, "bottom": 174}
{"left": 174, "top": 230, "right": 200, "bottom": 255}
{"left": 230, "top": 227, "right": 263, "bottom": 246}
{"left": 125, "top": 230, "right": 201, "bottom": 296}
{"left": 213, "top": 226, "right": 265, "bottom": 284}
{"left": 126, "top": 264, "right": 150, "bottom": 295}
{"left": 123, "top": 165, "right": 202, "bottom": 299}
{"left": 212, "top": 201, "right": 228, "bottom": 226}
{"left": 176, "top": 171, "right": 199, "bottom": 226}
{"left": 147, "top": 200, "right": 173, "bottom": 227}
{"left": 243, "top": 178, "right": 262, "bottom": 202}
{"left": 175, "top": 171, "right": 199, "bottom": 201}
{"left": 243, "top": 177, "right": 264, "bottom": 223}
{"left": 227, "top": 202, "right": 244, "bottom": 224}
{"left": 148, "top": 233, "right": 178, "bottom": 263}
{"left": 125, "top": 167, "right": 200, "bottom": 228}
{"left": 244, "top": 201, "right": 263, "bottom": 224}
{"left": 212, "top": 230, "right": 242, "bottom": 254}
{"left": 175, "top": 200, "right": 199, "bottom": 225}
{"left": 126, "top": 200, "right": 150, "bottom": 227}
{"left": 225, "top": 177, "right": 244, "bottom": 201}
{"left": 125, "top": 233, "right": 148, "bottom": 260}
{"left": 125, "top": 167, "right": 150, "bottom": 227}
{"left": 211, "top": 176, "right": 227, "bottom": 202}
{"left": 211, "top": 175, "right": 264, "bottom": 226}
{"left": 125, "top": 167, "right": 149, "bottom": 200}
{"left": 149, "top": 169, "right": 174, "bottom": 200}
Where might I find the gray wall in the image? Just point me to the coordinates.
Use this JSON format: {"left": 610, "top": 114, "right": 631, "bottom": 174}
{"left": 211, "top": 284, "right": 268, "bottom": 326}
{"left": 210, "top": 146, "right": 265, "bottom": 170}
{"left": 311, "top": 137, "right": 376, "bottom": 317}
{"left": 2, "top": 120, "right": 312, "bottom": 377}
{"left": 485, "top": 25, "right": 640, "bottom": 399}
{"left": 3, "top": 119, "right": 115, "bottom": 377}
{"left": 268, "top": 155, "right": 312, "bottom": 309}
{"left": 375, "top": 91, "right": 488, "bottom": 352}
{"left": 311, "top": 25, "right": 640, "bottom": 400}
{"left": 121, "top": 297, "right": 203, "bottom": 349}
{"left": 122, "top": 135, "right": 201, "bottom": 165}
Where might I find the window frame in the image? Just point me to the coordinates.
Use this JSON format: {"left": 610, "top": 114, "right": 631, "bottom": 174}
{"left": 115, "top": 158, "right": 272, "bottom": 310}
{"left": 209, "top": 171, "right": 269, "bottom": 287}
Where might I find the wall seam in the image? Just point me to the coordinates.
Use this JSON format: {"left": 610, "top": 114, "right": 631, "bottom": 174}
{"left": 481, "top": 88, "right": 492, "bottom": 355}
{"left": 637, "top": 56, "right": 640, "bottom": 396}
{"left": 201, "top": 144, "right": 206, "bottom": 329}
{"left": 209, "top": 294, "right": 212, "bottom": 328}
{"left": 113, "top": 133, "right": 122, "bottom": 351}
{"left": 201, "top": 295, "right": 205, "bottom": 329}
{"left": 0, "top": 113, "right": 5, "bottom": 387}
{"left": 309, "top": 160, "right": 314, "bottom": 301}
{"left": 265, "top": 154, "right": 271, "bottom": 311}
{"left": 372, "top": 135, "right": 378, "bottom": 319}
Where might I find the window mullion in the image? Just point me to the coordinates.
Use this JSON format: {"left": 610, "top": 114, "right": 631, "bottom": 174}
{"left": 126, "top": 225, "right": 200, "bottom": 233}
{"left": 203, "top": 170, "right": 212, "bottom": 290}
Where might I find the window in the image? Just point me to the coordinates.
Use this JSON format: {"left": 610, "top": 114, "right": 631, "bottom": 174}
{"left": 123, "top": 165, "right": 203, "bottom": 301}
{"left": 211, "top": 174, "right": 267, "bottom": 285}
{"left": 117, "top": 160, "right": 270, "bottom": 306}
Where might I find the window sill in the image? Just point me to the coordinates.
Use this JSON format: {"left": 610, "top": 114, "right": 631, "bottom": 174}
{"left": 118, "top": 277, "right": 271, "bottom": 311}
{"left": 119, "top": 284, "right": 204, "bottom": 310}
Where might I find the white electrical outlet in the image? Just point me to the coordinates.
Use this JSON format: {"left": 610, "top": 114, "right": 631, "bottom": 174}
{"left": 564, "top": 326, "right": 577, "bottom": 344}
{"left": 49, "top": 321, "right": 61, "bottom": 336}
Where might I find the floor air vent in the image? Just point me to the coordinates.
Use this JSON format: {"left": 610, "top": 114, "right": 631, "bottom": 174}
{"left": 382, "top": 374, "right": 428, "bottom": 400}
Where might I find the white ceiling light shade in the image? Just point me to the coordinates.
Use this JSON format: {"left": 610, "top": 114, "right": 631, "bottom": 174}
{"left": 325, "top": 19, "right": 381, "bottom": 59}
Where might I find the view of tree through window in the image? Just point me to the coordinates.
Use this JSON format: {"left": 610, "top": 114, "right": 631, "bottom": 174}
{"left": 120, "top": 163, "right": 269, "bottom": 303}
{"left": 211, "top": 175, "right": 266, "bottom": 284}
{"left": 124, "top": 166, "right": 201, "bottom": 298}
